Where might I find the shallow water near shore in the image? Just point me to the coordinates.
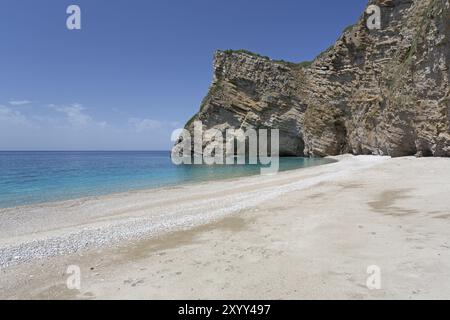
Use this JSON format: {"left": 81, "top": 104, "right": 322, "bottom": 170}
{"left": 0, "top": 151, "right": 334, "bottom": 208}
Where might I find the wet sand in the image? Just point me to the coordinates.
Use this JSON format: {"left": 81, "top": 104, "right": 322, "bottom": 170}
{"left": 1, "top": 155, "right": 450, "bottom": 299}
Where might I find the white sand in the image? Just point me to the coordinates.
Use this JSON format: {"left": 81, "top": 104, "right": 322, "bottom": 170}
{"left": 1, "top": 155, "right": 450, "bottom": 299}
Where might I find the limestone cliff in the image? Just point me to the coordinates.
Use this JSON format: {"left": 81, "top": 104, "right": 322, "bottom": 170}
{"left": 184, "top": 0, "right": 450, "bottom": 157}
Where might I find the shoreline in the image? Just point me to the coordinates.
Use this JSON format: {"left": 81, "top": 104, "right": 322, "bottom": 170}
{"left": 0, "top": 155, "right": 371, "bottom": 268}
{"left": 0, "top": 156, "right": 335, "bottom": 212}
{"left": 2, "top": 155, "right": 450, "bottom": 299}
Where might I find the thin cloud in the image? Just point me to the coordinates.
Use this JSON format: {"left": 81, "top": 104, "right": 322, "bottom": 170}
{"left": 0, "top": 104, "right": 31, "bottom": 125}
{"left": 1, "top": 103, "right": 177, "bottom": 150}
{"left": 49, "top": 103, "right": 94, "bottom": 126}
{"left": 128, "top": 118, "right": 180, "bottom": 132}
{"left": 128, "top": 117, "right": 163, "bottom": 132}
{"left": 8, "top": 100, "right": 32, "bottom": 106}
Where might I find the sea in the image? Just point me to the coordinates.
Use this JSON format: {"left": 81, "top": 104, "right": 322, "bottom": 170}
{"left": 0, "top": 151, "right": 334, "bottom": 208}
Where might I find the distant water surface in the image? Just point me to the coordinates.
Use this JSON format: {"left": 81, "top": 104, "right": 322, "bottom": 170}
{"left": 0, "top": 151, "right": 334, "bottom": 208}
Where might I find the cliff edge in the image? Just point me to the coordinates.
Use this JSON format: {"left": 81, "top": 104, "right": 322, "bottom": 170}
{"left": 183, "top": 0, "right": 450, "bottom": 157}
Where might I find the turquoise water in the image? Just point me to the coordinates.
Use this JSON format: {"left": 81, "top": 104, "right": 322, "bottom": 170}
{"left": 0, "top": 151, "right": 334, "bottom": 208}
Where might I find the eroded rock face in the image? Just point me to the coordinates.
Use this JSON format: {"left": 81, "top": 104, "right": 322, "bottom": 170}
{"left": 184, "top": 0, "right": 450, "bottom": 157}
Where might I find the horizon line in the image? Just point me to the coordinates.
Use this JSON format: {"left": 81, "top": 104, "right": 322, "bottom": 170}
{"left": 0, "top": 150, "right": 172, "bottom": 152}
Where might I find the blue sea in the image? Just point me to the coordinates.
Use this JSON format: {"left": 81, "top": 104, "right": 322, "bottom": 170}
{"left": 0, "top": 151, "right": 334, "bottom": 208}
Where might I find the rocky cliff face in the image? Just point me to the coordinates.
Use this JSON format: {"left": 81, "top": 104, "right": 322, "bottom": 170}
{"left": 184, "top": 0, "right": 450, "bottom": 157}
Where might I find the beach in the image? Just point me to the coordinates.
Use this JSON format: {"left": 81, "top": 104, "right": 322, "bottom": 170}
{"left": 1, "top": 155, "right": 450, "bottom": 299}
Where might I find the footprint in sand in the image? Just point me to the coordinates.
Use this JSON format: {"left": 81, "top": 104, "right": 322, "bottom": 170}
{"left": 123, "top": 278, "right": 145, "bottom": 287}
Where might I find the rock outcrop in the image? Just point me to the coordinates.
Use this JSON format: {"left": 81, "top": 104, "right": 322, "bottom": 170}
{"left": 183, "top": 0, "right": 450, "bottom": 157}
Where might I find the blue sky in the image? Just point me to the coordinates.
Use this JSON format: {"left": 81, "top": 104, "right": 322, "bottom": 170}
{"left": 0, "top": 0, "right": 367, "bottom": 150}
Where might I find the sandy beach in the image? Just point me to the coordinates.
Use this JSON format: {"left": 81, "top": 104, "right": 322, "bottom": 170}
{"left": 1, "top": 155, "right": 450, "bottom": 299}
